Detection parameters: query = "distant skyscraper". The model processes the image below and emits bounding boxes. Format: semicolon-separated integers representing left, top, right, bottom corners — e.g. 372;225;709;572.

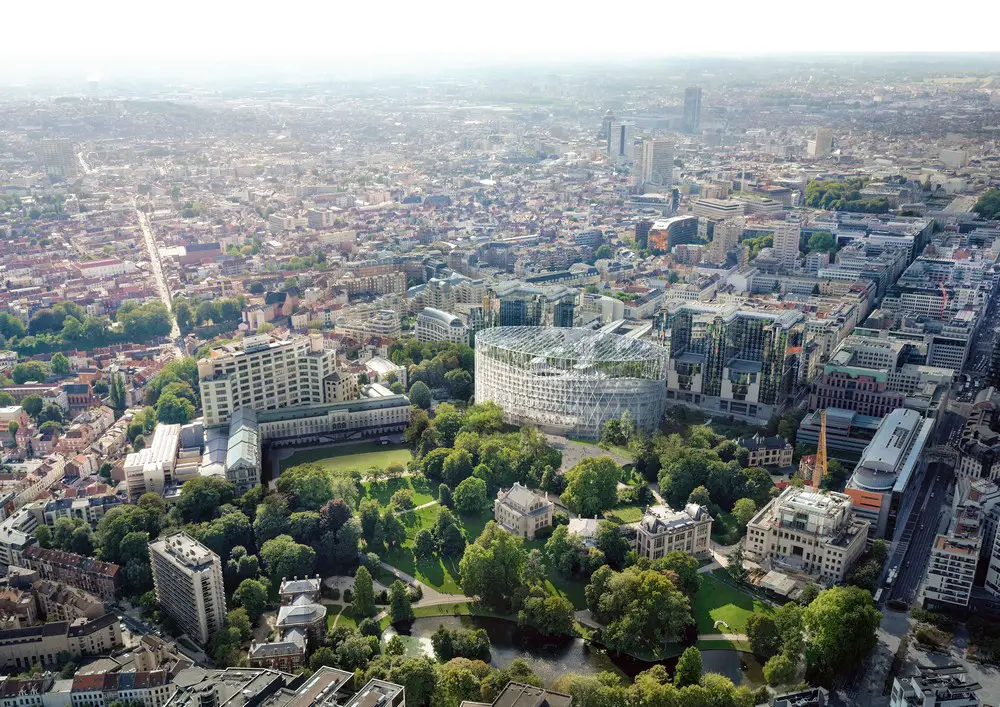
607;120;635;166
599;109;616;139
808;128;834;157
38;139;78;180
638;138;674;188
773;221;802;269
683;87;702;135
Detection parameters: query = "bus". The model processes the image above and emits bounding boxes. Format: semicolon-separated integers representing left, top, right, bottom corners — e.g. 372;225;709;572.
874;588;883;602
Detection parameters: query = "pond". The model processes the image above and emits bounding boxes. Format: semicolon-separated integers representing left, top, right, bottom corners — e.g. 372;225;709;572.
383;615;764;687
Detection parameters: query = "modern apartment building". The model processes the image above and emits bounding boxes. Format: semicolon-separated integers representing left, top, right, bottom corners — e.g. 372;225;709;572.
493;483;554;539
635;503;713;560
772;221;801;269
925;503;982;610
654;301;806;422
149;533;227;646
744;487;869;584
414;307;469;344
198;333;338;427
890;665;982;707
846;408;934;539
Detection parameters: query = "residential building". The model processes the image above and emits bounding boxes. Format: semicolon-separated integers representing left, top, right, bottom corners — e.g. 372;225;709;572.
322;371;359;404
955;406;1000;482
488;683;572;707
635;503;713;560
925;502;982;610
737;434;793;468
744;487;869;584
19;546;120;602
769;688;830;707
32;580;105;622
149;533;226;646
808;128;834;158
772;221;801;269
889;665;981;707
0;613;120;671
683;87;702;134
494;483;554;539
0;510;37;569
654;301;806;422
414;307;468;345
197;333;338;427
845;408;934;539
123;423;181;499
67;670;174;707
607;120;635;165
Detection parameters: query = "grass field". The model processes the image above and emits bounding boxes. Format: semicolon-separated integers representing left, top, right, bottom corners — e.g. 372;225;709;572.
279;442;413;473
361;476;435;508
693;574;774;635
325;604;359;631
603;504;645;524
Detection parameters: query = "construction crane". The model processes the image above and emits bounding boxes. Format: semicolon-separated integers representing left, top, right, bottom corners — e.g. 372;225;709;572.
811;409;828;489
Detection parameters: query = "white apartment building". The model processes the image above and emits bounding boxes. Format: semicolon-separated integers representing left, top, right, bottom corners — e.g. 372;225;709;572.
925;506;981;609
198;333;338;427
745;487;869;584
415;307;468;345
772;221;801;269
635;503;713;560
0;510;37;568
149;533;226;646
123;424;181;500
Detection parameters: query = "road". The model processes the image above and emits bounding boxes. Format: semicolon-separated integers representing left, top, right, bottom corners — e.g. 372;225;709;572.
136;208;182;343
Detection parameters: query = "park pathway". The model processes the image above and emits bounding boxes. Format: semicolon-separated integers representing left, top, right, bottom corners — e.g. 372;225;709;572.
698;632;749;642
396;500;437;516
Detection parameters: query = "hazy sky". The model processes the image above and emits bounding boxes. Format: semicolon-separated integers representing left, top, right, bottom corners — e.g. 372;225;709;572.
3;0;996;82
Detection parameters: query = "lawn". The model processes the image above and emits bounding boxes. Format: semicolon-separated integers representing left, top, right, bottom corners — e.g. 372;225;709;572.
379;505;465;594
279;442;413;473
603;504;645;524
325;604;359;631
693;574;774;635
361;476;435;508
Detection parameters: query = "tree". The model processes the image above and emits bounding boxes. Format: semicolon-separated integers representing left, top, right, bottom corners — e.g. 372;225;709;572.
352;566;376;618
518;592;575;636
21;394;43;418
871;539;888;564
156;392;195;424
594;244;614;260
595;521;629;569
260;535;316;582
254;495;291;542
442;449;474;487
674;646;702;687
459;522;528;611
7;420;18;442
389;580;414;624
409;381;432;409
382;509;406;549
764;653;796;686
453;477;489;514
586;565;692;654
12;361;48;384
732;498;757;528
176;476;234;523
688;485;711;507
653;551;701;599
309;646;338;671
444;369;473;401
973;188;1000;220
560;456;622;517
746;613;782;659
34;525;52;548
50;352;70;375
233;578;268;621
438;483;454;508
799;583;820;606
434;508;467;557
414;529;437;559
803;586;881;682
807;231;836;255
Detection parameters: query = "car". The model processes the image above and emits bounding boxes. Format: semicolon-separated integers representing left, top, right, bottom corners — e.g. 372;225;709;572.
931;493;935;498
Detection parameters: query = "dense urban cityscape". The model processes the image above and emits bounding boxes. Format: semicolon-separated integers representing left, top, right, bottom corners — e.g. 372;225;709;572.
1;50;1000;707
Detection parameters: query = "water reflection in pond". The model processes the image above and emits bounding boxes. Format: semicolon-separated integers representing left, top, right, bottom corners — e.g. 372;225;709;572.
383;615;764;687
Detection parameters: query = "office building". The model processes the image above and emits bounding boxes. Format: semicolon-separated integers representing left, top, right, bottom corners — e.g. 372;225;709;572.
889;665;981;707
414;307;469;345
198;333;338;427
124;423;181;499
744;487;869;584
955;406;1000;481
475;327;667;440
638;137;674;187
494;483;554;539
691;198;745;222
707;217;744;264
607;120;635;166
488;282;576;328
149;533;227;646
683;87;702;134
647;216;698;252
772;221;802;269
635;503;713;560
846;408;934;539
654;301;806;422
